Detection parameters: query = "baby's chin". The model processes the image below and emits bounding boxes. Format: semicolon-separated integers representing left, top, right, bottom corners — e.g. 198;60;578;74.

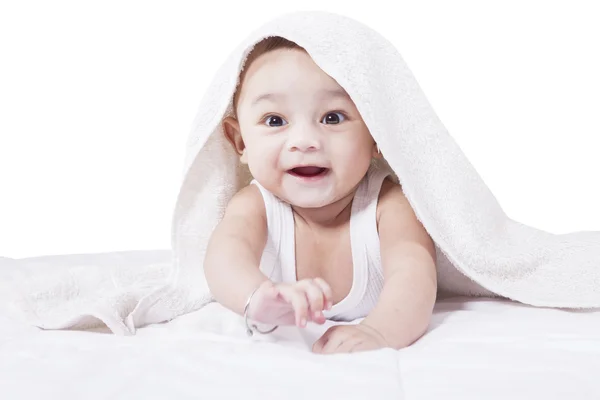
277;188;338;209
287;198;334;209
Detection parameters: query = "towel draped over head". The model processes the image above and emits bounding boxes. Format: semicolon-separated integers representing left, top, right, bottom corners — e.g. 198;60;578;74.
9;10;600;335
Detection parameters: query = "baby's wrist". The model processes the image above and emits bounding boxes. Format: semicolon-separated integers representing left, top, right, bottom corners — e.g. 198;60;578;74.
244;278;271;308
244;281;279;336
359;319;393;348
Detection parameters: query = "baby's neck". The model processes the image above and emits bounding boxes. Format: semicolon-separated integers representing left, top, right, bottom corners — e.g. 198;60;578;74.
290;187;357;230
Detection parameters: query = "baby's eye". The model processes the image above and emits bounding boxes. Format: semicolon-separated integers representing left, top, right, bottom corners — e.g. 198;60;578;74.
263;115;288;127
321;112;346;125
263;112;347;127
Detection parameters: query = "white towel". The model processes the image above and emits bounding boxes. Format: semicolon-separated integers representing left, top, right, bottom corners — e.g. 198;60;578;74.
6;10;600;335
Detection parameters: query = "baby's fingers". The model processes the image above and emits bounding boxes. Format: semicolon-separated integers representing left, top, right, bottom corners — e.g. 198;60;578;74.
313;277;334;310
278;287;310;327
297;279;326;319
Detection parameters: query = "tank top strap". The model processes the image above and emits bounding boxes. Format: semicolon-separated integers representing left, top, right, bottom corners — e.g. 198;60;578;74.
361;166;392;272
249;179;292;282
323;166;390;318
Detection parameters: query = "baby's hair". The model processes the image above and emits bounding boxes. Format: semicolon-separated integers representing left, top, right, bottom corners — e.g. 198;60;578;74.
232;36;306;119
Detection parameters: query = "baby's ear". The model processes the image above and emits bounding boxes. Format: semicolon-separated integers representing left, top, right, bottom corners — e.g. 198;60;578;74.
240;149;248;164
222;116;247;162
372;142;383;159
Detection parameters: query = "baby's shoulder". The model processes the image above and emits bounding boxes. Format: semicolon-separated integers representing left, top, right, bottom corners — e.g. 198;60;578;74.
223;183;266;220
376;177;411;221
377;177;404;202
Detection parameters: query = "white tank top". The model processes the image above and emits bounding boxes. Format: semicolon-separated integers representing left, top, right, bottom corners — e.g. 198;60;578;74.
250;166;391;322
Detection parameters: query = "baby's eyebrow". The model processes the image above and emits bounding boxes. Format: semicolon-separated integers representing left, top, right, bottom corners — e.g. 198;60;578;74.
251;88;350;107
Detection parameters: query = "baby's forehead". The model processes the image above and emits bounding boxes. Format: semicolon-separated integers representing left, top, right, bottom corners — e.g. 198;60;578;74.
235;48;355;112
245;50;341;87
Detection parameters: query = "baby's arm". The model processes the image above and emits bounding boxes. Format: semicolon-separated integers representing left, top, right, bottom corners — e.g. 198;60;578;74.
204;184;333;326
204;184;270;315
361;179;437;349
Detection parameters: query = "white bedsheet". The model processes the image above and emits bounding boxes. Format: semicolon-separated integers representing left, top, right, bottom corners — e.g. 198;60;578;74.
1;251;599;400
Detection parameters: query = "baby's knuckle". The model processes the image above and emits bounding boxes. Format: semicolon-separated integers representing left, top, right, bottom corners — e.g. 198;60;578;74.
314;276;327;285
275;282;289;291
294;292;308;304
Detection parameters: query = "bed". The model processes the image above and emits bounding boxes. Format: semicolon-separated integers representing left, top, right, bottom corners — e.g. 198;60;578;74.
1;250;599;399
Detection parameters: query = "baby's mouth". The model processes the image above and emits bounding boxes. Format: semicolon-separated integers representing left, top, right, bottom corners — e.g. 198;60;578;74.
288;166;329;178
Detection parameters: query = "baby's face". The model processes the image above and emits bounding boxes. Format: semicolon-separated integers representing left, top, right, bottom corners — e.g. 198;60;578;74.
224;48;379;208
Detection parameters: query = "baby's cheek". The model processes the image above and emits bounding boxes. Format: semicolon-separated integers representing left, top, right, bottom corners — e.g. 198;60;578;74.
246;159;265;181
247;154;277;182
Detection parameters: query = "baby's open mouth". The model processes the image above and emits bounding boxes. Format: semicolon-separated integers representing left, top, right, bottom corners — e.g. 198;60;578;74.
288;166;329;178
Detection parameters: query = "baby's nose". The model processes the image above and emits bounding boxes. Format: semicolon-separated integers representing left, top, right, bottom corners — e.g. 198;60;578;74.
286;132;321;152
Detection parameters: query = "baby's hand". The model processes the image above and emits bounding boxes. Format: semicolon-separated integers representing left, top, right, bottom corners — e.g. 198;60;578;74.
312;323;390;354
247;278;333;327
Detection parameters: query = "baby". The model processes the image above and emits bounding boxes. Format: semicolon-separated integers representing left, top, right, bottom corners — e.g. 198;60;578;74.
204;36;437;354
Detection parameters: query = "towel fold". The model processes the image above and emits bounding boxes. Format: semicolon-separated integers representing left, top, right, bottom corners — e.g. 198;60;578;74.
6;11;600;335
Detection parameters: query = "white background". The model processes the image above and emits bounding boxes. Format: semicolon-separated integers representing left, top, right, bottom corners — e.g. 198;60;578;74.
1;1;598;258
